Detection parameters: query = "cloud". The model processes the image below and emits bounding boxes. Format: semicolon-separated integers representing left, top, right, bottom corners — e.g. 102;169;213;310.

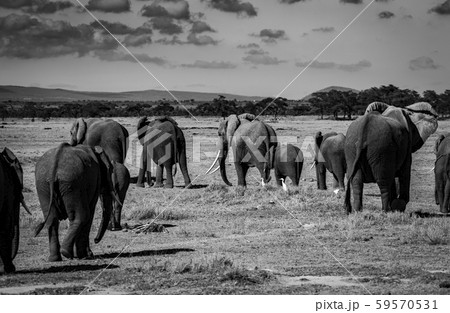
0;14;118;59
340;0;363;4
94;50;167;65
242;49;286;65
237;43;260;49
0;0;32;9
409;56;440;70
141;0;190;20
378;11;395;19
202;0;257;17
0;0;74;13
181;60;237;69
122;34;152;47
190;21;215;33
279;0;306;4
295;59;371;71
312;26;335;33
156;33;219;45
429;0;450;15
90;20;135;35
186;32;219;45
25;1;74;14
85;0;130;13
151;17;182;35
252;29;288;43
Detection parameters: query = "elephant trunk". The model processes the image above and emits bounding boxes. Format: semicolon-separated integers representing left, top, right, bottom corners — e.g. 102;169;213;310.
219;140;232;186
11;224;19;260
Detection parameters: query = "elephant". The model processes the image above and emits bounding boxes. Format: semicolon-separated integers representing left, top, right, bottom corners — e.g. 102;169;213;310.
274;144;303;187
0;147;30;273
69;118;130;231
34;143;121;261
434;133;450;213
314;131;346;191
345;102;438;213
136;116;191;188
206;113;277;187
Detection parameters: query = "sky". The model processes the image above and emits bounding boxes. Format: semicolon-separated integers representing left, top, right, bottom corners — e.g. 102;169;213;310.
0;0;449;99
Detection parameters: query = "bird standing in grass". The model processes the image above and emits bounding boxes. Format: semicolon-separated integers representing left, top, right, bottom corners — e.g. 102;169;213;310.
280;178;288;192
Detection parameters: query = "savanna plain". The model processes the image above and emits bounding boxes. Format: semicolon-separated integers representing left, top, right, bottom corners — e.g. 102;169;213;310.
0;116;449;295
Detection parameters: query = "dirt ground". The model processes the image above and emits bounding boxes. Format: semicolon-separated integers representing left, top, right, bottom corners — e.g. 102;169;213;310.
0;116;449;295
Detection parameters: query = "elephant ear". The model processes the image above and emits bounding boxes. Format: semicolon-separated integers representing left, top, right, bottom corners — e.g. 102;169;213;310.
238;113;256;122
1;147;23;188
226;115;240;145
69;118;86;145
157;116;178;126
365;102;390;114
435;134;446;154
137;117;149;146
405;102;438;145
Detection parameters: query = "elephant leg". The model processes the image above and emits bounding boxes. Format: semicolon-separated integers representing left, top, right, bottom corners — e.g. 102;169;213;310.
377;179;395;212
178;151;191;188
441;178;450;213
0;224;15;273
154;165;164;188
75;198;96;259
164;163;174;188
47;218;62;262
392;160;411;212
235;163;248;187
137;148;152;187
332;173;339;190
61;193;88;260
351;169;364;212
275;169;282;186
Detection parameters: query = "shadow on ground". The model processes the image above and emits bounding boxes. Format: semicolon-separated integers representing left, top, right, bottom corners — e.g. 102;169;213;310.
95;248;195;259
17;263;119;275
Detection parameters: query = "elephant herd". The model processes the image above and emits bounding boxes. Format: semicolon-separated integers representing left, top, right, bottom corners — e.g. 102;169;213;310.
0;101;446;274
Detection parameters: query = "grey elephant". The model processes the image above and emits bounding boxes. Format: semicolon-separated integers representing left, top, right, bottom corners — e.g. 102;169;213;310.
434;133;450;213
206;113;277;187
314;131;346;191
69;118;130;231
0;148;30;273
136;116;191;188
345;102;438;213
274;144;303;186
34;143;121;261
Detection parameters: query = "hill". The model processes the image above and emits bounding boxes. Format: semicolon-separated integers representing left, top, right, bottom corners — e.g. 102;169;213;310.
0;85;263;102
302;86;359;101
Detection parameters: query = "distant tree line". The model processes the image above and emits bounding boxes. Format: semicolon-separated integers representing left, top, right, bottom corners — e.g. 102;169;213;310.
1;84;450;121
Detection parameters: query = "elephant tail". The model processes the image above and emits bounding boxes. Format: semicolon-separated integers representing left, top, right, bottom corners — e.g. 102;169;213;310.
34;144;66;237
344;118;370;214
121;125;129;162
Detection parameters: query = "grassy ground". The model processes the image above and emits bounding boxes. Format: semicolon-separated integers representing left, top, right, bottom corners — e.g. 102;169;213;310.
0;116;449;295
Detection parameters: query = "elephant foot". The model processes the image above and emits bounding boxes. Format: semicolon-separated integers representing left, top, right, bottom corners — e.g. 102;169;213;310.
440;208;449;214
48;254;62;262
2;263;16;274
108;223;123;231
136;183;145;188
60;248;74;260
163;184;174;189
153;183;164;188
390;199;407;212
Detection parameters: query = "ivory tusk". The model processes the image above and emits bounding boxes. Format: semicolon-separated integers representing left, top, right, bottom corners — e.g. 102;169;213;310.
111;192;123;207
429;166;435;173
21;198;32;215
309;162;315;170
210;166;220;174
261;178;266;187
205;151;220;175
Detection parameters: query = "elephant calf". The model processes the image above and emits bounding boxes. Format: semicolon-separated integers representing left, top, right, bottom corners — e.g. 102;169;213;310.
314;131;346;191
34;143;120;261
434;134;450;213
0;147;30;273
274;144;303;186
